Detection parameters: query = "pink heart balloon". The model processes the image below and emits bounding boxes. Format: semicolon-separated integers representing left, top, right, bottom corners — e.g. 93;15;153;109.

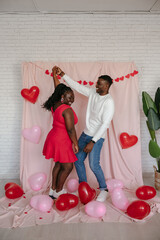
106;179;124;192
111;188;129;211
66;179;79;193
22;126;41;144
28;172;47;191
30;195;53;212
85;201;106;218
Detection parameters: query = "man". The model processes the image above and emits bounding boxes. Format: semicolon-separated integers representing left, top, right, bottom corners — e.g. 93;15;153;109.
56;66;114;202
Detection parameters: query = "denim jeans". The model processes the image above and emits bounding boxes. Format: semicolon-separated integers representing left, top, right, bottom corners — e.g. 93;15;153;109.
74;132;107;190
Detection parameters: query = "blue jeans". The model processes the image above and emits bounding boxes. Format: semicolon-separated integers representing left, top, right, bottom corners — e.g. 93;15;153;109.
74;132;107;190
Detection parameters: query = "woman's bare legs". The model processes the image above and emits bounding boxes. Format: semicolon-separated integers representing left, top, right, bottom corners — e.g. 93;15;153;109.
51;162;61;190
56;162;73;192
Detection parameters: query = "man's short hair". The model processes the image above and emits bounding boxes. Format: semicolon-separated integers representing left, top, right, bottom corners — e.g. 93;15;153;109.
99;75;113;86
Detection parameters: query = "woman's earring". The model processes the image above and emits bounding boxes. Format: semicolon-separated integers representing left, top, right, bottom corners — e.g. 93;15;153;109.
61;98;64;103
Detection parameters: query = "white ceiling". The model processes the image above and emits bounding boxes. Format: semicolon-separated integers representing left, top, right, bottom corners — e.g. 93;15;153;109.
0;0;160;13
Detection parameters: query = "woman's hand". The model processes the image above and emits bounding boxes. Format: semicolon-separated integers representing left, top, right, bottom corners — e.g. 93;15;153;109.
73;144;79;154
52;66;57;75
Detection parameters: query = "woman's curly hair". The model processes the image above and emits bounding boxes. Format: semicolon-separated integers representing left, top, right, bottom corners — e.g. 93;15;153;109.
42;83;73;111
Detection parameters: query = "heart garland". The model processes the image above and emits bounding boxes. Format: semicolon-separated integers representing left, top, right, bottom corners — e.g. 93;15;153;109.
45;69;138;85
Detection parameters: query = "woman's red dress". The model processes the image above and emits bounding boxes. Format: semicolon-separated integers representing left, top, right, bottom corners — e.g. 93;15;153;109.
43;104;78;163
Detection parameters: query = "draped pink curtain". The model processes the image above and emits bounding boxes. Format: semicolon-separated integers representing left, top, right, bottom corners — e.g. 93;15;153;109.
20;61;143;192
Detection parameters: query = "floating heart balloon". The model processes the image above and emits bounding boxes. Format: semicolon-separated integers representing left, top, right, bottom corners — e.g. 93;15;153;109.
5;182;24;199
106;179;124;192
110;188;129;211
22;126;41;144
78;182;96;204
21;86;39;104
28;172;47;191
66;179;79;193
55;193;79;211
126;200;150;220
30;195;53;212
136;185;156;200
120;132;138;149
85;201;106;218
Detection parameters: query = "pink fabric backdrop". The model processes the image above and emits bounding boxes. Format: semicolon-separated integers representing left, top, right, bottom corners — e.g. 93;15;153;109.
2;62;160;228
20;61;143;192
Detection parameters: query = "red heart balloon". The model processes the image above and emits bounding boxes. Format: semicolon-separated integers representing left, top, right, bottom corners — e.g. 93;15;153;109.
136;185;156;200
5;182;24;199
78;182;96;204
120;132;138;149
126;200;150;220
55;193;79;211
21;86;40;104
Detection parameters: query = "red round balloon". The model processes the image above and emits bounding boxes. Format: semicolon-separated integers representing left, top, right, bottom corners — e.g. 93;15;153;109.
55;193;79;211
126;200;150;220
5;182;24;199
21;86;39;104
120;132;138;149
136;185;156;200
78;182;96;204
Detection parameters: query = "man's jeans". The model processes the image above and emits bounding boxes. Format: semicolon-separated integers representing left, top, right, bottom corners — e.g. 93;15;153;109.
74;132;107;190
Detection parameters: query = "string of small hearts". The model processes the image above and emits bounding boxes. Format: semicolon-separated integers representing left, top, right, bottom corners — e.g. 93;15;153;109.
45;69;139;85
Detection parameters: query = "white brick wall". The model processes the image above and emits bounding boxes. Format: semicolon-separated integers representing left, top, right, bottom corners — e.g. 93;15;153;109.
0;13;160;178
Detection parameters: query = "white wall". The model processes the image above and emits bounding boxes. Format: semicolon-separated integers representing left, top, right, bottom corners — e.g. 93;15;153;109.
0;13;160;178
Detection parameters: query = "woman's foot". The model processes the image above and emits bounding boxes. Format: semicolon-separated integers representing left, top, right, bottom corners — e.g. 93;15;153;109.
52;189;67;199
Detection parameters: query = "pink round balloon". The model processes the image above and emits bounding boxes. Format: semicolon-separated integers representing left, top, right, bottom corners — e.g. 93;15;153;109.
85;200;106;218
22;126;41;144
111;188;129;211
66;179;79;193
30;195;53;212
28;172;47;191
106;179;124;192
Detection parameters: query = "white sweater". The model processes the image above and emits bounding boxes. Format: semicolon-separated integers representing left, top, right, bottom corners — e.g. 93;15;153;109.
63;74;115;142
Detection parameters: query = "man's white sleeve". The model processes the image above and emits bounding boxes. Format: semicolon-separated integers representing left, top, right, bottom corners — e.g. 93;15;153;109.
63;74;92;97
92;99;115;142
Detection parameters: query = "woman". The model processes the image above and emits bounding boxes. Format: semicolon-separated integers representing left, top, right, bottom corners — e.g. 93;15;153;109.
42;66;78;199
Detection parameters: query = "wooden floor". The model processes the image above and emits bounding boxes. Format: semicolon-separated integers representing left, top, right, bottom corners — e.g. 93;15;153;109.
0;176;160;240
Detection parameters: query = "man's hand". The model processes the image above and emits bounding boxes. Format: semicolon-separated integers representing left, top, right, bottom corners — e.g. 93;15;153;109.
83;141;94;153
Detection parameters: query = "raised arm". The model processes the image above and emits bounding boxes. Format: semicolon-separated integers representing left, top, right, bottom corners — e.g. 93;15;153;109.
52;66;61;88
56;66;92;97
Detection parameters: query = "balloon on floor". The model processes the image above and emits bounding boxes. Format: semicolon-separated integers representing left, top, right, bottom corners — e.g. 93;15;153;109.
85;201;106;218
5;182;24;199
28;172;47;191
30;195;54;212
55;193;79;211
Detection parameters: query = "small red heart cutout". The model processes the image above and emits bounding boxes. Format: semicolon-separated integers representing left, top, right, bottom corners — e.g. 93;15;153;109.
120;76;124;81
50;72;53;77
57;75;61;79
83;81;87;85
120;132;138;149
5;182;24;199
89;81;94;86
130;73;135;77
133;70;138;75
115;78;119;82
21;86;40;104
45;70;50;75
125;74;130;79
77;80;82;84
